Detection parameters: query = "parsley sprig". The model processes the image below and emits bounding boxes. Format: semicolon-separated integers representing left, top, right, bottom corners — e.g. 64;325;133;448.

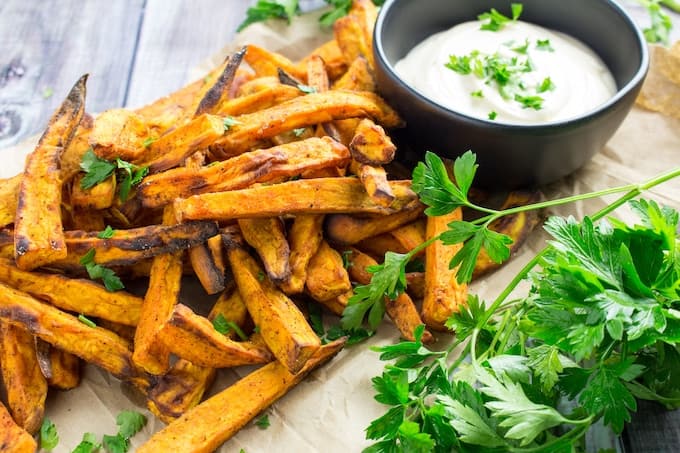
477;3;523;31
80;248;124;292
341;150;680;332
364;194;680;451
80;149;148;202
639;0;675;45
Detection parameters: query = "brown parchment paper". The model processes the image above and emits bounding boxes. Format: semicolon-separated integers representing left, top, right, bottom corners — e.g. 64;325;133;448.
1;9;679;453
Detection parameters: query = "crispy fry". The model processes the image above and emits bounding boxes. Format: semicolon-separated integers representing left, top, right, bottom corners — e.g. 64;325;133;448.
346;247;434;343
189;238;225;295
210;90;402;158
389;219;426;253
422;207;467;331
0;282;151;390
46;221;218;268
132;207;182;375
405;272;425;299
226;244;320;373
280;214;324;295
176;178;417;222
140;114;225;173
195;48;246;116
59;113;94;183
140;136;350;208
333;56;375;92
305;241;351;302
306;55;330;92
71;174;116;210
357;163;395;207
138;338;345;453
325;204;424;245
0;322;47;434
45;345;81;390
334;14;373;68
349;118;396;165
0;258;141;326
89;109;150;161
356;232;409;258
245;44;307;80
156;304;271;368
238;217;290;284
350;0;379;46
298;40;348;81
217;84;301;117
0;175;21;228
69;208;106;231
0;401;37;453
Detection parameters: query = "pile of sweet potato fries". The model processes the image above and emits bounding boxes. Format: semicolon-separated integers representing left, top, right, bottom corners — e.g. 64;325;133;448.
0;1;538;451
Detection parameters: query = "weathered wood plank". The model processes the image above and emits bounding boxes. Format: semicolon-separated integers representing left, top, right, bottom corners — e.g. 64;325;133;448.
0;0;144;149
124;0;252;109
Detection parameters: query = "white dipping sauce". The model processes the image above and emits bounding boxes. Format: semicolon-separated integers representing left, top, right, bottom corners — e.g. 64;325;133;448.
394;20;617;124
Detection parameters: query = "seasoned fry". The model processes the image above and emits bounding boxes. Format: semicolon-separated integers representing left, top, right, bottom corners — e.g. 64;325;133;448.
59;113;94;183
350;118;396;165
0;401;36;453
188;238;225;295
71;173;116;210
132;207;182;375
305;240;352;302
0;175;21;229
346;247;434;343
156;304;271;368
306;55;330;92
140;114;225;173
89;109;150;162
389;219;426;253
226;243;320;373
0;258;141;325
140;136;350;208
44;344;81;390
0;321;47;434
355;232;409;258
245;44;307;80
238;217;290;284
357;163;395;207
138;338;345;453
210;90;402;158
280;214;324;295
333;56;375;92
334;15;373;69
298;40;348;81
422;207;467;331
0;282;151;390
195;47;246;116
176;178;418;222
217;84;301;117
325;204;424;245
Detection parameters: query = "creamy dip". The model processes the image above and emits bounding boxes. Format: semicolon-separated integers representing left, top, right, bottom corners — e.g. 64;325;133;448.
394;20;617;124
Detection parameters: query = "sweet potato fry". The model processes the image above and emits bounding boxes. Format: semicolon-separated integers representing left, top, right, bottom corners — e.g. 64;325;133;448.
137;338;345;453
132;207;182;375
357;163;395;207
48;220;218;268
238;217;290;284
333;56;375;92
195;47;246;116
305;241;351;302
14;76;86;270
422;207;467;331
188;236;225;295
35;340;81;390
156;304;271;368
210;90;402;158
306;55;330;92
349;118;396;165
325;204;424;245
175;178;418;222
345;247;434;343
71;173;116;210
298;40;348;81
139;136;350;208
89;108;150;162
59;113;94;183
334;14;373;68
245;44;307;80
69;208;106;232
389;219;426;253
0;321;47;434
355;232;409;258
0;282;151;390
0;175;21;229
0;401;36;453
0;258;141;326
226;243;320;373
280;214;324;295
216;84;301;117
140;114;225;173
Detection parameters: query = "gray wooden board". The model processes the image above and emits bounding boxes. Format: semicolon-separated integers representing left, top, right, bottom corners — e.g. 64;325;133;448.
0;0;679;451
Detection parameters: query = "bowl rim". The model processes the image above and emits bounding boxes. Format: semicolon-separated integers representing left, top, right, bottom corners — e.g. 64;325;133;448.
373;0;650;130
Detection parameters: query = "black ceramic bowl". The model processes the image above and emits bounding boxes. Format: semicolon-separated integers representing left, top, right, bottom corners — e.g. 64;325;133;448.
374;0;649;188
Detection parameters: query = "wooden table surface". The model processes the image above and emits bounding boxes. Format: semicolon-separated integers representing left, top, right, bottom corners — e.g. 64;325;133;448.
1;1;679;452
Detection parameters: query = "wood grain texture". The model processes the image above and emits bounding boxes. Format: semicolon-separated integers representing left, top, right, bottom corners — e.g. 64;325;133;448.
0;0;144;149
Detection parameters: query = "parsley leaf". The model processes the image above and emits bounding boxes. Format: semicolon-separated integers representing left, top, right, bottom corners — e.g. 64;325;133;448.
40;418;59;451
255;414;270;429
212;313;249;341
412;151;474;216
579;364;637;433
536;38;555;51
515;93;544;110
293;127;306;137
80;148;116;190
488;111;497;120
97;225;115;239
78;314;97;328
641;0;673;45
297;83;317;94
470;90;484;98
80;248;125;292
102;434;128;453
115;158;148;202
223;116;241;131
72;433;101;453
238;0;298;32
478;4;523;31
538;77;556;93
116;410;147;439
319;0;353;28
